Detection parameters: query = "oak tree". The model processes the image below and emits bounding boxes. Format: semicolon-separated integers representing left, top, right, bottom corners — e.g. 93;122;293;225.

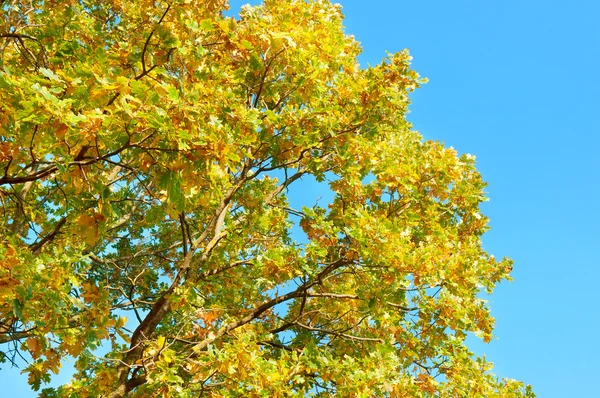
0;0;534;396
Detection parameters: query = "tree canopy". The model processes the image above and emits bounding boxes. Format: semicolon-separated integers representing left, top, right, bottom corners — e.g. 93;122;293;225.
0;0;534;396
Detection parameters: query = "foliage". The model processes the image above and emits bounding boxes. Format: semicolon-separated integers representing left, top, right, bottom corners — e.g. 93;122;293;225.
0;0;533;396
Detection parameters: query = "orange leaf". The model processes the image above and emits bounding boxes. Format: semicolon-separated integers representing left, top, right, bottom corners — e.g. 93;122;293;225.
26;337;42;360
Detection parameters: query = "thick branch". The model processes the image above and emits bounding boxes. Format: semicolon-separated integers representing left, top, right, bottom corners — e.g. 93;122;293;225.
109;164;308;395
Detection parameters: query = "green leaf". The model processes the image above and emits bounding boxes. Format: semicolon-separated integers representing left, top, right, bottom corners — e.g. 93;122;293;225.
240;39;253;50
12;299;23;318
158;170;185;211
39;68;61;81
200;19;213;31
166;85;180;102
0;73;11;89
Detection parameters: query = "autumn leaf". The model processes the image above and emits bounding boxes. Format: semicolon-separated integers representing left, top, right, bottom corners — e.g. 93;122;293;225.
26;337;42;360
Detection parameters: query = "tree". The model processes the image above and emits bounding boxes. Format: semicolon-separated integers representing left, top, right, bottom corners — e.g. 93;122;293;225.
0;0;534;396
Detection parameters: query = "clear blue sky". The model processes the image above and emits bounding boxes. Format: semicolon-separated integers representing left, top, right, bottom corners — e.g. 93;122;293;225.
3;1;599;396
336;1;599;397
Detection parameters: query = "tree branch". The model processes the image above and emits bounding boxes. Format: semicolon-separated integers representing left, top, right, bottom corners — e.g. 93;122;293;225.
29;217;67;253
137;4;172;80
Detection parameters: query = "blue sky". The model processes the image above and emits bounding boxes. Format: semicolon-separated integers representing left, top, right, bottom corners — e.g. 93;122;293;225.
336;1;599;397
3;1;599;396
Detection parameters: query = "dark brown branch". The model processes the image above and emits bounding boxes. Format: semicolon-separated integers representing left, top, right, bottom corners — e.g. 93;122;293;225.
29;125;38;163
179;213;188;257
0;165;56;185
307;293;361;300
0;324;35;344
108;374;147;398
1;156;12;179
137;4;172;79
0;33;47;68
253;48;286;108
0;33;37;40
29;217;67;253
0;134;134;186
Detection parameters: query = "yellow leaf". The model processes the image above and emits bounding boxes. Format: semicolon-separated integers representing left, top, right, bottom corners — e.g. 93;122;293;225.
81;282;100;303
